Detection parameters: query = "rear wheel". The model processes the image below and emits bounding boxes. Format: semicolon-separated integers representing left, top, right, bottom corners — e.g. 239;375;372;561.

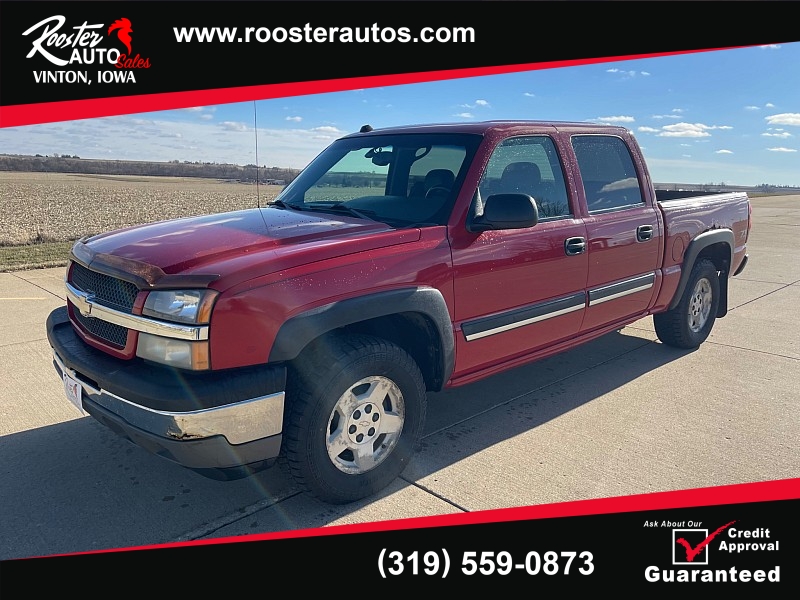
654;258;720;349
282;333;427;504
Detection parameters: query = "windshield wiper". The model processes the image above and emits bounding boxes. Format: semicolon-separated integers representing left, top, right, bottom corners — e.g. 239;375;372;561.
306;203;377;222
269;199;305;211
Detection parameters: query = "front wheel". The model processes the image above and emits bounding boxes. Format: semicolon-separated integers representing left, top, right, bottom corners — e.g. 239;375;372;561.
654;258;720;349
282;334;427;504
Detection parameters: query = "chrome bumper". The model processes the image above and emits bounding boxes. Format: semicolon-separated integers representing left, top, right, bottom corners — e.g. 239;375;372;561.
54;351;285;446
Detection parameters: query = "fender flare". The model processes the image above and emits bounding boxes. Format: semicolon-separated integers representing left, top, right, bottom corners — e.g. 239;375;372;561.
669;229;734;311
268;287;455;387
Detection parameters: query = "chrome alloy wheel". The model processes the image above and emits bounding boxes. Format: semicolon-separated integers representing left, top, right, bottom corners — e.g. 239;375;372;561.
688;277;713;333
325;376;405;475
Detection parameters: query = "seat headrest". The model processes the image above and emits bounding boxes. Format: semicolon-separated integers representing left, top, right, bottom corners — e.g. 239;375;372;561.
424;169;455;190
500;162;541;192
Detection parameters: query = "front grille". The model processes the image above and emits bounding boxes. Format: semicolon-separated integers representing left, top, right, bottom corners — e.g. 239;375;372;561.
72;309;129;348
70;261;139;313
69;261;139;348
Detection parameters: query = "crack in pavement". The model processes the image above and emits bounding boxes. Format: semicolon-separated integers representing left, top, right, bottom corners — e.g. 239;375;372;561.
705;340;799;361
174;491;304;542
400;481;471;512
10;272;66;301
727;278;800;312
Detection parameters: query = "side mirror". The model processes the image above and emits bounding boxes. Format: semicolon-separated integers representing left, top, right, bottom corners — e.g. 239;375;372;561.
468;193;539;233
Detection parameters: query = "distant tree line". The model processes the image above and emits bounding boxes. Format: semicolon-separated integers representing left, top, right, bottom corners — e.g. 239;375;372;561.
4;154;798;193
317;172;385;188
0;154;300;183
655;181;800;194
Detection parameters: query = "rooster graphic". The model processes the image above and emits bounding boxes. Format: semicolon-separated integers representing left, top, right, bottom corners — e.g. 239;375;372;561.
108;18;133;55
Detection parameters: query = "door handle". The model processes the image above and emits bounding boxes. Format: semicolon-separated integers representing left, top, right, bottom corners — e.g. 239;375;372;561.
637;225;654;242
564;236;586;256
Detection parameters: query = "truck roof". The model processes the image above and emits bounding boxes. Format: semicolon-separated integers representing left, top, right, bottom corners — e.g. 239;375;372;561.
341;120;631;138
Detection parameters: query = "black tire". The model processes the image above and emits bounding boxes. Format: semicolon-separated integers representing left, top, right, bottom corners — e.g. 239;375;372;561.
654;258;720;349
281;333;427;504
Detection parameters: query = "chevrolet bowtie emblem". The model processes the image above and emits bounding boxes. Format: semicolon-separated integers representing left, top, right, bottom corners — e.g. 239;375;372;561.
77;293;94;317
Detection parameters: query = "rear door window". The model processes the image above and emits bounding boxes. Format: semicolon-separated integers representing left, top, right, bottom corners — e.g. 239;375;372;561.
571;135;644;213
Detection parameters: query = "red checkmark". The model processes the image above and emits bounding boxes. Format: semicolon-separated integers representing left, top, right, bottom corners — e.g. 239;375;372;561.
675;520;736;562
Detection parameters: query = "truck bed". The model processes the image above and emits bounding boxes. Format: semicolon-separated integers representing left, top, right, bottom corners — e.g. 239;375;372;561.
657;191;750;248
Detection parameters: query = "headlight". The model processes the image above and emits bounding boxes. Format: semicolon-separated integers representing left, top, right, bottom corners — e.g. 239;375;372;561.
136;333;210;370
142;289;218;324
138;289;217;370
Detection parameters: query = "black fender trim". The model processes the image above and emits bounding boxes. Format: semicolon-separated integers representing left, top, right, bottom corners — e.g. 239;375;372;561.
669;229;734;311
733;253;749;276
269;287;455;386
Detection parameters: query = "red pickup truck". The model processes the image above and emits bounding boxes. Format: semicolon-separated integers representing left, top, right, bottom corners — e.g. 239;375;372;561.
46;121;751;503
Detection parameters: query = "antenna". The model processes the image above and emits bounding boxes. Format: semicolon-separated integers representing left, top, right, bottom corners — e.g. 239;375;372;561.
254;100;260;208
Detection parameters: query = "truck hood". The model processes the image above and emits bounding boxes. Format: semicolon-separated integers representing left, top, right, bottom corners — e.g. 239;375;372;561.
78;207;418;288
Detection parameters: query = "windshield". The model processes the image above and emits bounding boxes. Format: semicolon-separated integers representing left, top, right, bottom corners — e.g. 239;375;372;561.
272;133;481;227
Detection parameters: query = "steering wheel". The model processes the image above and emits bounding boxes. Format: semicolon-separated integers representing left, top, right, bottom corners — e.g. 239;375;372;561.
425;186;450;200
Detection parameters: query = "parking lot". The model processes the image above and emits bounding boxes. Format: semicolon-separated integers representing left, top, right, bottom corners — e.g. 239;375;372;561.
0;194;797;561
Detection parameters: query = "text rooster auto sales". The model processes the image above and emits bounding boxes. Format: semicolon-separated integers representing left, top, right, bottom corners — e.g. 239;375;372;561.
23;15;150;85
644;520;781;583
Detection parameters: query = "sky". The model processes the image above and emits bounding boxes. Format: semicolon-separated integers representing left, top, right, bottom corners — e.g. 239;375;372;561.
2;42;799;187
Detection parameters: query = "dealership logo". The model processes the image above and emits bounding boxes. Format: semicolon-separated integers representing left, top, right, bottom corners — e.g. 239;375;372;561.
23;15;151;85
108;18;133;54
